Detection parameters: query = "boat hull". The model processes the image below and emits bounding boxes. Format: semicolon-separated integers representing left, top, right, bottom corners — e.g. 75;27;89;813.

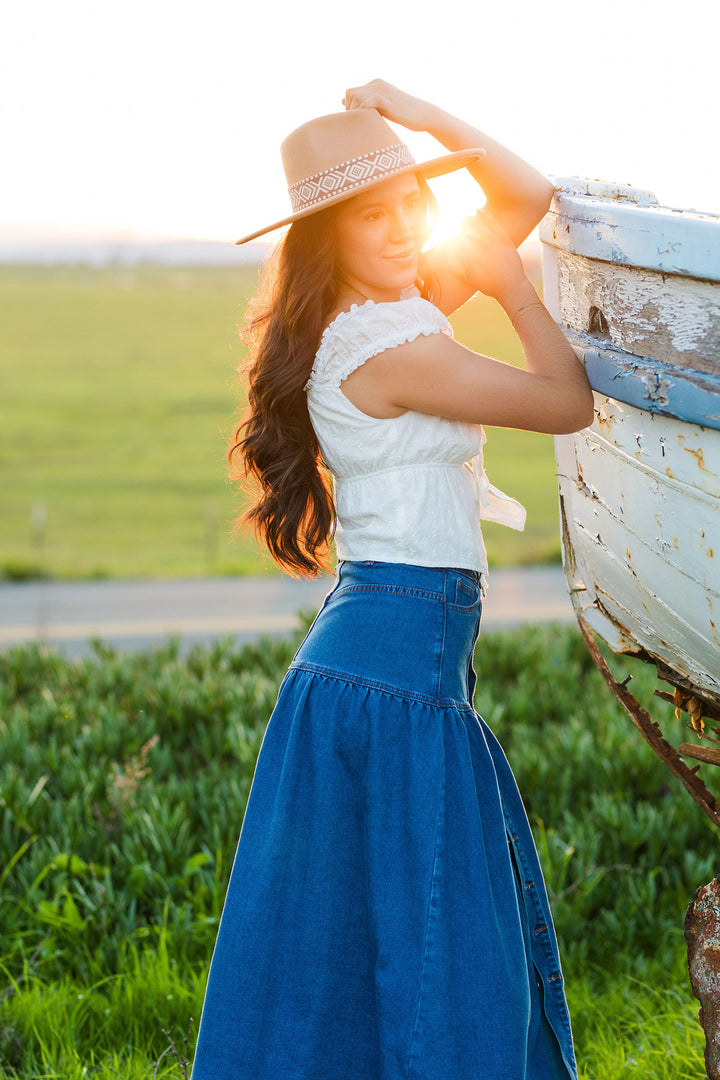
541;180;720;705
555;398;720;699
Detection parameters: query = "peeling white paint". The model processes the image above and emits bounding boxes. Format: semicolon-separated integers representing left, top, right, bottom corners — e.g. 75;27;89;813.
591;397;720;499
555;251;719;371
545;181;720;705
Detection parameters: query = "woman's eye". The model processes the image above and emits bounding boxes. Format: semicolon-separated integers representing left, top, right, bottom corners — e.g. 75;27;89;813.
366;211;383;222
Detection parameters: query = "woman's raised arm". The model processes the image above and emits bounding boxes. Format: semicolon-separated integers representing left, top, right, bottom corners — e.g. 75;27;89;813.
343;79;553;246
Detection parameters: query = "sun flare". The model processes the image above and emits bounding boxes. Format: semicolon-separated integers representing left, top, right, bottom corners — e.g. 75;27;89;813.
424;207;469;250
422;169;486;251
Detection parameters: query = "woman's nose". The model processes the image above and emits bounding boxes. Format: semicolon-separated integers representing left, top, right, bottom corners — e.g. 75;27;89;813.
389;210;414;242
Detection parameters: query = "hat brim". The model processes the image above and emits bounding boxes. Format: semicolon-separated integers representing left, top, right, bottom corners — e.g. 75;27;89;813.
234;148;486;246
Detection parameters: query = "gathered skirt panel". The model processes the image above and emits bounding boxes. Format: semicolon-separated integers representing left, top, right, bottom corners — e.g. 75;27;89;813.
191;561;577;1080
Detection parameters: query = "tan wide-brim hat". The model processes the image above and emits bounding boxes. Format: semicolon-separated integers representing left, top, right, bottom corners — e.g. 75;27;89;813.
235;109;485;245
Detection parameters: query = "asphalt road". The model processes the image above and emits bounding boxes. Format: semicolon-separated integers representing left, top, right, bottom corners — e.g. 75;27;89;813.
0;566;574;659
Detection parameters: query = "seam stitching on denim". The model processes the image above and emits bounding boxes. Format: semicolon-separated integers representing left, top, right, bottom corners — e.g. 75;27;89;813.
332;583;446;602
435;576;447;704
405;742;446;1078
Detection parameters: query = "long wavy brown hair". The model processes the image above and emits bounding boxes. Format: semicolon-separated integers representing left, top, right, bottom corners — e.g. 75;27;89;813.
230;177;438;577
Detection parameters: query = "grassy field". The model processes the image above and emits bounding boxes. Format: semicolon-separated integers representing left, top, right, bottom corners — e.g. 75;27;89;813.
0;623;713;1077
0;264;560;580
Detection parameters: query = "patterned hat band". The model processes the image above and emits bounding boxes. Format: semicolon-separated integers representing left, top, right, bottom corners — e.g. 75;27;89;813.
288;144;416;213
234;110;484;245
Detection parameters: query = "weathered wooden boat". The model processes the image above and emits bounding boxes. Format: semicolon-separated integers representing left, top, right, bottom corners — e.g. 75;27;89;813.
541;180;720;1076
541;178;719;707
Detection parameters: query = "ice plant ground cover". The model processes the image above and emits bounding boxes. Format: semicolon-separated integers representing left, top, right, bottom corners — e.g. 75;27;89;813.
0;622;713;1077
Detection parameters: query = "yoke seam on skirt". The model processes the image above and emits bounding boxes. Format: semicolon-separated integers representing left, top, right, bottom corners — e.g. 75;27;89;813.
406;743;446;1079
287;661;477;713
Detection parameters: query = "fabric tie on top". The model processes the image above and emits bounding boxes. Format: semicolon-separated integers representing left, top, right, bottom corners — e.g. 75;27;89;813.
468;429;527;531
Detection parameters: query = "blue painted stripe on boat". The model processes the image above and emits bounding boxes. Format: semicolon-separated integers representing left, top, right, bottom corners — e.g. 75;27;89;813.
566;332;720;431
540;187;720;281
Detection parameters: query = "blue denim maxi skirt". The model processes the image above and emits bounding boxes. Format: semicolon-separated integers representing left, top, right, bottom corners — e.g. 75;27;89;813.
191;561;578;1080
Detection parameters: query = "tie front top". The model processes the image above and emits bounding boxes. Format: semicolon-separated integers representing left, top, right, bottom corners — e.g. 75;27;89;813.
305;296;526;589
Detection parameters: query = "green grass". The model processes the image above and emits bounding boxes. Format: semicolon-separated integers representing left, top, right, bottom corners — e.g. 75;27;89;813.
569;959;707;1078
0;623;714;1075
0;265;261;579
1;264;560;579
1;959;706;1079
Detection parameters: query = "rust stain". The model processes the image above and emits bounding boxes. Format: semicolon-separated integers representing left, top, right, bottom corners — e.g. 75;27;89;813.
595;409;613;434
665;466;675;478
672;537;680;550
593;595;636;647
710;549;715;559
624;549;639;579
575;472;595;500
684;445;710;473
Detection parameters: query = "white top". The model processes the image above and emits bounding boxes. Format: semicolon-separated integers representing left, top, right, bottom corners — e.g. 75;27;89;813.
305;296;526;590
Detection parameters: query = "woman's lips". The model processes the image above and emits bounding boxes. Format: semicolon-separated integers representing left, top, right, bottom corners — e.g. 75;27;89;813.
385;251;415;261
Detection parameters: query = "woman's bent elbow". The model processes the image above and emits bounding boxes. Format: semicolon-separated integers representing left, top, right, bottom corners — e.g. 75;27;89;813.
580;389;596;429
539;180;555;217
558;395;595;434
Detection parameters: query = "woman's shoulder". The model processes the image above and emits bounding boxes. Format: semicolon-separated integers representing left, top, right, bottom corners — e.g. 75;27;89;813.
307;296;452;392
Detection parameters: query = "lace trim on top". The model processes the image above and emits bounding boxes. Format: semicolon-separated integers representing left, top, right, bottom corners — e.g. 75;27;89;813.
306;297;452;391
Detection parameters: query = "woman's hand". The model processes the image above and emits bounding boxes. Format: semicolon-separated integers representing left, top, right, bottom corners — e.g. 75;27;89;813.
343;79;436;132
444;210;528;306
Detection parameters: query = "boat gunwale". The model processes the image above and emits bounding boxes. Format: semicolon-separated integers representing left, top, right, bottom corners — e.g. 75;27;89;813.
541;179;720;282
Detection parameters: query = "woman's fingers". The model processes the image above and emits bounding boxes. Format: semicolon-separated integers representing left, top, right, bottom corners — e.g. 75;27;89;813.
463;210;515;251
342;80;428;130
461;213;499;250
344;82;385;111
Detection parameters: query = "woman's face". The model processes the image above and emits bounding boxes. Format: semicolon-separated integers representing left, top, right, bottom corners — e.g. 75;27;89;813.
333;173;429;302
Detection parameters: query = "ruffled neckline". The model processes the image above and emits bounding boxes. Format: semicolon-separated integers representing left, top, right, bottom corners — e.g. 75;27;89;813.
319;291;431;344
320;298;377;344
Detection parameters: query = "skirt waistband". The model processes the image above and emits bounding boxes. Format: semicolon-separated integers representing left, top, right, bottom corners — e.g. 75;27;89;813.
335;560;484;592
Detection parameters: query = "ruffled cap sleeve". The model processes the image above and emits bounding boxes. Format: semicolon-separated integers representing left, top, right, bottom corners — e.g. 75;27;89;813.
306;297;452;391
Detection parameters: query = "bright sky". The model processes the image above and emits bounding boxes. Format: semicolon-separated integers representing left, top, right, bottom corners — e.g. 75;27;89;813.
5;0;718;245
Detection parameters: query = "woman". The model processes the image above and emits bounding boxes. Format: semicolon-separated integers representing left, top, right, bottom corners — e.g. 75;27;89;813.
191;80;593;1080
